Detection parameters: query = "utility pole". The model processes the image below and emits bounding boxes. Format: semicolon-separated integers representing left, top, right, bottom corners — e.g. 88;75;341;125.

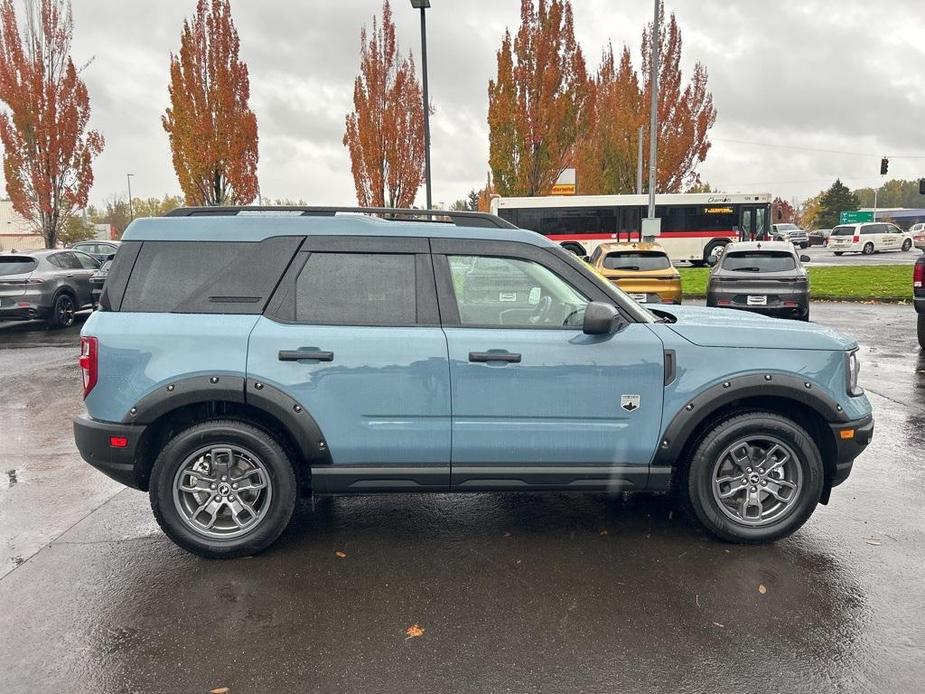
411;0;433;212
126;173;135;221
636;126;644;195
642;0;660;241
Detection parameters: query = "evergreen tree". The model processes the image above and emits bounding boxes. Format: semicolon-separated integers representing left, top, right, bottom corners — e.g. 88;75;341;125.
818;179;859;228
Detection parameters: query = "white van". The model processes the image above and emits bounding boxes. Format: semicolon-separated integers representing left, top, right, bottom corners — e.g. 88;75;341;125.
828;223;913;255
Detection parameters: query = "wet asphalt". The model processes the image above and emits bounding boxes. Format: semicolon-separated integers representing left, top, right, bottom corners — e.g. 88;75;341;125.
0;304;923;694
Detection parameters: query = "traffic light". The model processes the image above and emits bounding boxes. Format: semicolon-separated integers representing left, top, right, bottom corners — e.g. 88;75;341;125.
880;157;889;175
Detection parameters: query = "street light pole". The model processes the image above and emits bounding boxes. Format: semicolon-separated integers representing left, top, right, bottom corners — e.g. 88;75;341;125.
411;0;432;212
636;126;644;195
126;173;135;221
646;0;659;219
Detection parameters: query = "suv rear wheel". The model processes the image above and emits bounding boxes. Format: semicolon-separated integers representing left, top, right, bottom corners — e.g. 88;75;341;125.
686;411;823;543
150;420;297;558
918;314;925;350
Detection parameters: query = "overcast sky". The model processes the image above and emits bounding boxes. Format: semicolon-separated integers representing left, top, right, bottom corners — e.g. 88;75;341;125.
58;0;925;208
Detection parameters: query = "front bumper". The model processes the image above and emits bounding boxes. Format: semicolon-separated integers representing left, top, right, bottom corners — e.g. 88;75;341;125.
73;413;147;490
828;414;874;488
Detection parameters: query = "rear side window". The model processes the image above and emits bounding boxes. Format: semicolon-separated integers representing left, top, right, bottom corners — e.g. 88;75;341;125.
722;251;796;272
294;252;416;325
602;251;670;271
0;256;36;276
120;237;302;313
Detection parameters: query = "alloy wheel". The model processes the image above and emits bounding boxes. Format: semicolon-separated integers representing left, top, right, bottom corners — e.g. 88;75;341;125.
172;445;273;539
711;436;803;526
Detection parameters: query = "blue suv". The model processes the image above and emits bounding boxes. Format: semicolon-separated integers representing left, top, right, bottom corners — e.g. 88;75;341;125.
73;207;873;558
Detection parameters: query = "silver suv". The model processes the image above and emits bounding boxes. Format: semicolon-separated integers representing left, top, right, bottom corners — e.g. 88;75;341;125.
771;224;809;249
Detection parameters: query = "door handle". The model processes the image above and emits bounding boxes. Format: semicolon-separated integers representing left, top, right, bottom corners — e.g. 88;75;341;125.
469;351;521;363
279;349;334;362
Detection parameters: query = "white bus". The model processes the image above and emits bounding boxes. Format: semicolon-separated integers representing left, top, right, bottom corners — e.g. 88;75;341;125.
491;193;772;265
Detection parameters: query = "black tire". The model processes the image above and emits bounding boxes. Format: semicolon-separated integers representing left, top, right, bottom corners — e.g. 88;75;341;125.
685;411;824;543
862;242;875;255
150;419;297;558
799;243;808;249
833;251;844;256
902;239;912;252
47;291;76;329
702;240;728;266
918;313;925;350
560;243;585;257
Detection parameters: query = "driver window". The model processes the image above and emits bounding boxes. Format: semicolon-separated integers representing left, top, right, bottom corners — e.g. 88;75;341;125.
447;255;588;328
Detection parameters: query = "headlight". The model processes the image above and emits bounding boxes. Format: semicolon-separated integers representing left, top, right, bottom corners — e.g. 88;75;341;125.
847;349;863;396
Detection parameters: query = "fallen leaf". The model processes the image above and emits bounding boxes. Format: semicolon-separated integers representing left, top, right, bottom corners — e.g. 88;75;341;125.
712;622;725;628
335;551;347;558
405;624;425;639
864;540;881;546
599;529;608;536
210;688;229;694
758;584;767;594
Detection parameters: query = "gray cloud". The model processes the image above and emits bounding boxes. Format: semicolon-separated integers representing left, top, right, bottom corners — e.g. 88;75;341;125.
27;0;921;208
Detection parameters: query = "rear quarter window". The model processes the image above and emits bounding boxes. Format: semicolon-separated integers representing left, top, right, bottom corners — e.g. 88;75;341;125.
119;237;302;313
0;256;37;276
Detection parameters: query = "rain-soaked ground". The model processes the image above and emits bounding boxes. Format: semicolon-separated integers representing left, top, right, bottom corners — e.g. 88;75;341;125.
0;304;923;693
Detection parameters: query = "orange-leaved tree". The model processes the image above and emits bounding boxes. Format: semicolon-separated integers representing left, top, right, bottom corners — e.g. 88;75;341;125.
0;0;104;248
575;43;641;195
488;0;588;197
163;0;258;206
344;0;425;208
641;0;715;192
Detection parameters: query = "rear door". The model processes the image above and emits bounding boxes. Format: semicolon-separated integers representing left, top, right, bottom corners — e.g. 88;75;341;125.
247;236;451;493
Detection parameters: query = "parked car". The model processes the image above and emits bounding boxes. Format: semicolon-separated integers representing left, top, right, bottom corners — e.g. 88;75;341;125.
915;255;925;349
74;207;872;558
69;240;121;263
807;229;832;247
706;241;810;321
0;249;100;328
89;258;113;307
908;222;925;251
771;223;809;248
588;242;682;304
828;222;913;255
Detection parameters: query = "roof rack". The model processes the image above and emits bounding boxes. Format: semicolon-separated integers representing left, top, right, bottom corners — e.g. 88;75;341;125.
164;206;517;229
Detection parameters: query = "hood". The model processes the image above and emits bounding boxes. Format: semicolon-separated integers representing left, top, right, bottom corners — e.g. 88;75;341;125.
653;305;856;351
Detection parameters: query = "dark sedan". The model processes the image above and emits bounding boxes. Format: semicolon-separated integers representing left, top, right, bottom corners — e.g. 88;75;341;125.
706;241;811;321
0;249;100;328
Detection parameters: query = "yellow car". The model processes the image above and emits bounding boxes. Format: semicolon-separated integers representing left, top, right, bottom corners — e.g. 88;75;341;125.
588;242;682;304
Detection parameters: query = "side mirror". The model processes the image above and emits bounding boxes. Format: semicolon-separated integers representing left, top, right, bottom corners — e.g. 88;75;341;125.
706;255;718;267
799;254;811;263
583;301;620;335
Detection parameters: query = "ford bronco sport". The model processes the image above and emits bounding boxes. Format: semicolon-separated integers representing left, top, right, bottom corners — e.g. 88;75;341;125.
73;207;873;558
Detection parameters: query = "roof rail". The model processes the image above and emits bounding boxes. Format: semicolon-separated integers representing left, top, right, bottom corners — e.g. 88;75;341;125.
164;206;517;229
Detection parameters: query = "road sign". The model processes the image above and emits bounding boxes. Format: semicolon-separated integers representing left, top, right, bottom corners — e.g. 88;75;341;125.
839;210;874;224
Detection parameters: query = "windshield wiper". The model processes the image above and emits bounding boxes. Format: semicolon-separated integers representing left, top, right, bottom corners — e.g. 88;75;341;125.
732;267;762;272
612;265;641;271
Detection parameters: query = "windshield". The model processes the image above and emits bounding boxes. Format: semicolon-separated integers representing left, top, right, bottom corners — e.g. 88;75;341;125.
776;224;798;231
722;251;796;273
602;251;671;271
0;256;37;276
831;226;855;237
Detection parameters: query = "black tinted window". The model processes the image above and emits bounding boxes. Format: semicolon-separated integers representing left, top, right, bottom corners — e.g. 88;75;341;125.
722;251;796;272
0;256;36;276
121;237;301;313
294;253;416;325
602;251;670;271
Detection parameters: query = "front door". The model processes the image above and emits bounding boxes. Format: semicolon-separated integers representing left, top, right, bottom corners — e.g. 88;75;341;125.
432;240;665;492
247;236;451;493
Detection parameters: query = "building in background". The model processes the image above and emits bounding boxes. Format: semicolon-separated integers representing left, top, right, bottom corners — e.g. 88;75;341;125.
0;199;41;251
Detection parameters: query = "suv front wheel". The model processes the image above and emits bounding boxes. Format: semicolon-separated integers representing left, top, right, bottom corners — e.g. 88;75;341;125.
686;411;823;543
150;420;297;558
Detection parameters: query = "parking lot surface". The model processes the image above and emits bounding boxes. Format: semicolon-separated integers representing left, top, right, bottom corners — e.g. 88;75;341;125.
1;303;923;693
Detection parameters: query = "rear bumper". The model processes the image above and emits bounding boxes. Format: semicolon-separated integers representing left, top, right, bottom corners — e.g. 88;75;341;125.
707;293;809;320
0;304;50;321
73;413;146;490
829;414;874;488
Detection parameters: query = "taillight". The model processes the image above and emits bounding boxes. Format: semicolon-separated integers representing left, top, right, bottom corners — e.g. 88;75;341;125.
914;261;924;289
79;336;98;398
852;235;860;243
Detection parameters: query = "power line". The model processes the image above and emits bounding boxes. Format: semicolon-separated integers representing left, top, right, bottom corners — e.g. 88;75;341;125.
714;138;925;159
